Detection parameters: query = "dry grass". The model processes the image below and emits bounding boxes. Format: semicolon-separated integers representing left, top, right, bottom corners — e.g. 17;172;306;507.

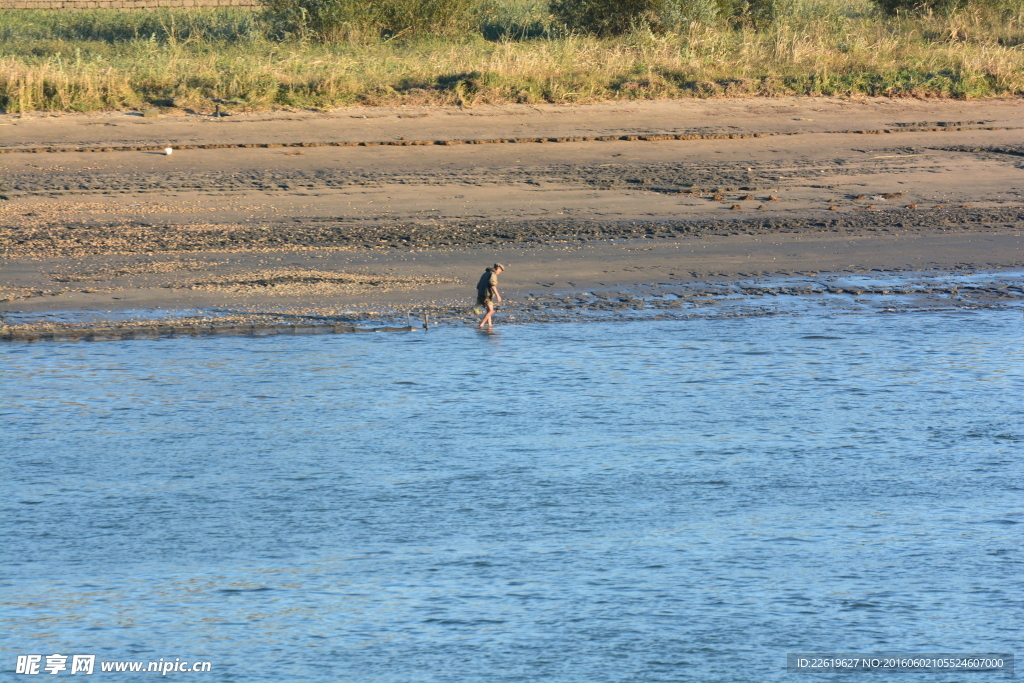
1;0;1022;113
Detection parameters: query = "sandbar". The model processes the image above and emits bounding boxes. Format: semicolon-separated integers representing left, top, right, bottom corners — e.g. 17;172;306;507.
2;97;1022;338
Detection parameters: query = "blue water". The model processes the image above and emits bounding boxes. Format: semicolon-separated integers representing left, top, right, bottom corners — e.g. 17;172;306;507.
2;311;1022;681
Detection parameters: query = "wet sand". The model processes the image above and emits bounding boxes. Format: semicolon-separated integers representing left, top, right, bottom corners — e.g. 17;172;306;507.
2;97;1022;338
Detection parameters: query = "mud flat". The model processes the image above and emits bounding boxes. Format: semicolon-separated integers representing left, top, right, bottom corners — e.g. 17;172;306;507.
2;98;1022;339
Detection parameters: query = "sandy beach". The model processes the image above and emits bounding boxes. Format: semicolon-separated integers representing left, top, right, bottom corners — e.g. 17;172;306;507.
2;97;1022;338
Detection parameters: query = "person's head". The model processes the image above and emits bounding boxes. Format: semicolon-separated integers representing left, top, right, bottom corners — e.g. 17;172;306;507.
493;263;505;274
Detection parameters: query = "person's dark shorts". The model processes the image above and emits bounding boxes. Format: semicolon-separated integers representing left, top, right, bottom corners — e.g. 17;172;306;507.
477;292;492;306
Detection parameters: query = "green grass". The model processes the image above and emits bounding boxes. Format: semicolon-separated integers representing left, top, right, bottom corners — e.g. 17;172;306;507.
1;0;1022;113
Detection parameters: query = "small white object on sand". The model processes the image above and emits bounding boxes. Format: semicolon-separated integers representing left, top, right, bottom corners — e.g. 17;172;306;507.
164;147;173;155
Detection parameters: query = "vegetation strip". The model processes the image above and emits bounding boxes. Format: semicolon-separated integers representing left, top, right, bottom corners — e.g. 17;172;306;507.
3;0;1023;113
1;125;1019;155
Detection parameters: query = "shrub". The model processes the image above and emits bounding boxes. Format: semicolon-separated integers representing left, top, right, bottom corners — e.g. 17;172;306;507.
548;0;785;35
0;8;261;44
549;0;661;35
262;0;486;42
871;0;1022;15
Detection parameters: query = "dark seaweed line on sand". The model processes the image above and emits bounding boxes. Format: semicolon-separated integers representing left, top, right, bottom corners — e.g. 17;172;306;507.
4;207;1022;257
0;126;1019;155
276;208;1024;247
0;157;896;196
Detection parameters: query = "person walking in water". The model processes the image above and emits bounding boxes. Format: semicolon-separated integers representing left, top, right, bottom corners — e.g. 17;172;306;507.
476;263;504;328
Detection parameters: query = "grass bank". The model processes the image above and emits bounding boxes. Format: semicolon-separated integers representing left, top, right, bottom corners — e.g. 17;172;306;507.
1;0;1022;113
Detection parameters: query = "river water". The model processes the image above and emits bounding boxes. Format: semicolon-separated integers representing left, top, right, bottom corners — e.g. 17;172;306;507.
2;309;1021;681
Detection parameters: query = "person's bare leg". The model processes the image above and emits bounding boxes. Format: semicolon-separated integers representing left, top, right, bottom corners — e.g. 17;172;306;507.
478;302;495;328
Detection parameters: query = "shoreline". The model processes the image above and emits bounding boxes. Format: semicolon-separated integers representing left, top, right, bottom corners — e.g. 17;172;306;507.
4;263;1022;341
